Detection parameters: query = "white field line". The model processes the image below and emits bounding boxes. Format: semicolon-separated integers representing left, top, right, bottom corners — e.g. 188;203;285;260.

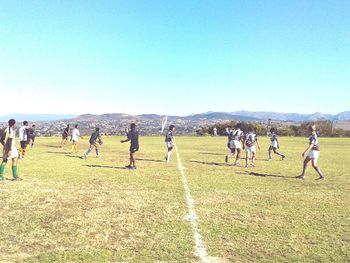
175;143;208;260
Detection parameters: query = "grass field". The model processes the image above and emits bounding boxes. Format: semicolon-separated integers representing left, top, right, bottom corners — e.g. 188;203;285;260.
0;136;349;262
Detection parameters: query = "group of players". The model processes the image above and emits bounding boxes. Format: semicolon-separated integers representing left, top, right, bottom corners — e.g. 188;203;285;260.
0;119;324;181
223;123;324;180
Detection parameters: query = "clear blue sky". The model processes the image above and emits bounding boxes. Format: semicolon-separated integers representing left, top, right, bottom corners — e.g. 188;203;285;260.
0;0;349;115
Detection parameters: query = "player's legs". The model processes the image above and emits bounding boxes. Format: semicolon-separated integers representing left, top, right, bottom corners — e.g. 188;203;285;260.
312;158;324;180
0;158;7;180
11;158;20;180
268;146;273;160
95;144;99;157
166;148;173;163
251;150;256;166
296;156;311;179
129;151;136;168
225;148;235;164
273;148;286;160
245;149;250;167
234;148;241;166
84;144;93;158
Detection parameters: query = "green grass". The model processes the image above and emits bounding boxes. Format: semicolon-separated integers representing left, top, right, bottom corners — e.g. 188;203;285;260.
0;136;349;262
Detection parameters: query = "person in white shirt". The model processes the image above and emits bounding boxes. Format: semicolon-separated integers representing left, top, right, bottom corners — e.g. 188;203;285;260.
296;125;325;180
0;119;21;181
244;128;260;167
71;124;81;153
19;121;29;159
268;128;286;161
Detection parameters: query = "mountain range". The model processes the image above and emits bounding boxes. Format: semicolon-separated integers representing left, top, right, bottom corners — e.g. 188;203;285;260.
0;111;350;123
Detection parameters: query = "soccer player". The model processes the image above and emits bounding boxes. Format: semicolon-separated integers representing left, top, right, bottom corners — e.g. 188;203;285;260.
296;125;325;180
61;124;70;146
0;119;21;181
19;121;30;159
225;123;245;166
232;123;245;166
165;125;175;163
121;123;139;169
245;128;260;167
83;128;103;159
28;124;36;148
71;124;81;153
225;127;235;164
268;128;286;161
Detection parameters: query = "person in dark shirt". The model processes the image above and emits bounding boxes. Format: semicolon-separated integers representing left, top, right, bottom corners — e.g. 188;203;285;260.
61;124;70;146
121;123;139;169
83;128;103;159
28;124;36;148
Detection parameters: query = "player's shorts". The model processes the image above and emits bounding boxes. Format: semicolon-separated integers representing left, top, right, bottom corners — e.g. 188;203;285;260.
308;150;320;160
130;146;139;153
20;141;28;149
246;145;256;153
2;147;19;161
72;140;78;143
62;134;68;140
233;140;242;149
166;141;173;151
270;141;278;148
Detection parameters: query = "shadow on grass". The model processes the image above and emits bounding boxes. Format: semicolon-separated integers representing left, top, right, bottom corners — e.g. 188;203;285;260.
237;171;295;179
45;145;63;149
198;152;225;156
83;164;127;170
66;155;83;159
136;158;164;163
190;160;227;166
46;151;71;155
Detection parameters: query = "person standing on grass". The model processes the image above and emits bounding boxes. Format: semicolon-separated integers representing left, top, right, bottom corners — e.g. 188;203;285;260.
244;128;260;167
28;124;36;148
268;128;286;161
213;127;218;136
296;125;325;180
19;121;30;159
224;127;235;164
83;128;103;159
165;125;175;163
121;123;139;170
61;124;70;146
70;124;81;153
0;119;21;181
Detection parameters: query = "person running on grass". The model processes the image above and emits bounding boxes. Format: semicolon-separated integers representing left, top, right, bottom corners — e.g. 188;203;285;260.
225;123;245;166
165;125;175;163
19;121;30;159
268;128;286;161
296;125;325;180
61;124;70;146
121;123;139;170
0;119;21;181
244;128;260;167
70;124;81;153
83;128;103;159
